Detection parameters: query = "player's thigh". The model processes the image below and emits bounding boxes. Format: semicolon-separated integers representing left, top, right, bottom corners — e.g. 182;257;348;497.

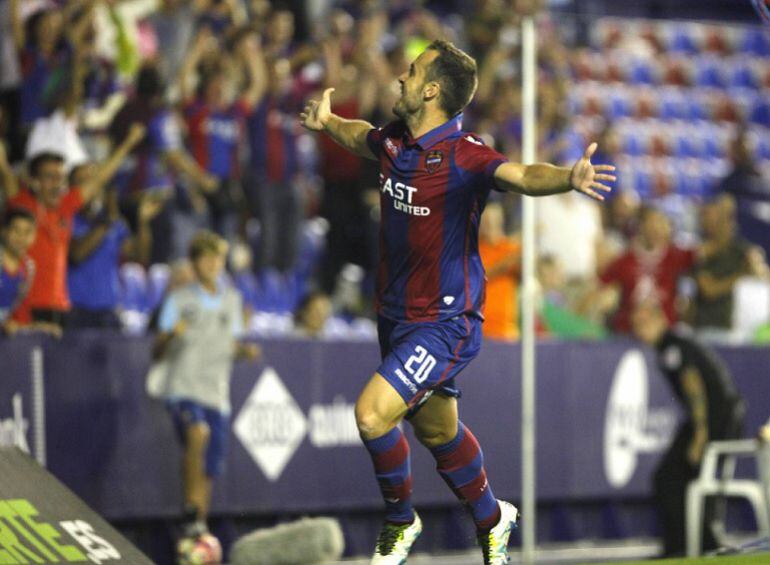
410;393;459;448
355;372;410;436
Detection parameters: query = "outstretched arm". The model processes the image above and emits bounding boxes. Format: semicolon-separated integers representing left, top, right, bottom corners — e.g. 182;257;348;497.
494;143;616;201
300;88;376;160
79;123;146;203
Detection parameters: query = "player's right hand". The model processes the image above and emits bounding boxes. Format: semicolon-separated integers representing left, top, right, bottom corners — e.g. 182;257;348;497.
300;88;334;131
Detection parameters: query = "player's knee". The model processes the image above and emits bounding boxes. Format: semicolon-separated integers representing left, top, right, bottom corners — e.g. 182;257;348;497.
355;403;389;440
414;424;455;448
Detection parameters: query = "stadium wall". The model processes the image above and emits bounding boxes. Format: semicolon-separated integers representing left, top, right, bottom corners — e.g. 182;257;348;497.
0;334;768;556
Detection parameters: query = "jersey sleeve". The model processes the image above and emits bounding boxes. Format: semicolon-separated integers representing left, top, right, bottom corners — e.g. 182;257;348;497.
366;121;401;159
158;294;180;333
61;188;85;217
454;135;508;192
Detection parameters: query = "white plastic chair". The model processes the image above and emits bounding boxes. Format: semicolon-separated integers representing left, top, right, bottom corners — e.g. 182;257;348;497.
685;439;770;557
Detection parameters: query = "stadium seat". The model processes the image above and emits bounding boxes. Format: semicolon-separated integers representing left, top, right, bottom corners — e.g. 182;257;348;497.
119;263;148;312
750;97;770;127
673;129;703;158
623;131;647;156
659;88;689;120
255;268;294;313
628;58;657;85
668;24;700;54
738;28;770;56
754;131;770;160
606;87;633;119
728;60;759;89
694;57;726;88
146;264;170;312
687;93;711;121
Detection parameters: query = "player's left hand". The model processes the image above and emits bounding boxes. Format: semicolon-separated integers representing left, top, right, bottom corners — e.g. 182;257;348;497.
570;142;616;202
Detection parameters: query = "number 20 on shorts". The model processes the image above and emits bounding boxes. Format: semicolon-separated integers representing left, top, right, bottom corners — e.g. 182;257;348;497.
404;345;437;384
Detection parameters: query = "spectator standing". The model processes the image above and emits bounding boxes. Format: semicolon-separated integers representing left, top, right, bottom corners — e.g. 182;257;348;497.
0;207;35;335
317;36;380;292
1;123;146;328
479;201;520;340
109;64;217;262
600;207;695;334
719;130;770;259
537;190;603;282
245;56;304;272
152;230;259;538
693;195;769;331
179;28;266;240
68;188;162;329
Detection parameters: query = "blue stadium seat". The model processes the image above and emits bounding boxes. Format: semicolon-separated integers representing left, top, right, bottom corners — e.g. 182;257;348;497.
256;268;293;313
296;219;327;277
702;133;726;159
146;264;170;312
694;58;725;88
632;166;653;198
755;133;770;160
738;28;770;56
673;131;703;158
119;263;148;313
728;62;759;89
624;131;647;156
606;89;633;119
669;25;699;54
750;97;770;127
628;59;657;85
687;96;711;121
659;89;688;120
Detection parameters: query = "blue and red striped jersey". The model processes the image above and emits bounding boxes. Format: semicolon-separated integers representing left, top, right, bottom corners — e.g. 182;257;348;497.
366;114;508;323
247;96;300;184
184;99;250;181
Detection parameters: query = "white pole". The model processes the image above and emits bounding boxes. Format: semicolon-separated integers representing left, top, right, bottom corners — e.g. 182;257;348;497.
520;15;538;565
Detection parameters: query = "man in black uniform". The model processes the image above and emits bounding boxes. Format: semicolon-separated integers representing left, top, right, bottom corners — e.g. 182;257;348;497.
631;301;746;557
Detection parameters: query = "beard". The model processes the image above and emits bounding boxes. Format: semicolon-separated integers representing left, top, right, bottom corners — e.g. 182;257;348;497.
393;92;422;121
393;95;407;119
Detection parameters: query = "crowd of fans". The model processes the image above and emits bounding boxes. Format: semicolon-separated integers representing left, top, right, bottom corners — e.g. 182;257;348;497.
0;0;769;343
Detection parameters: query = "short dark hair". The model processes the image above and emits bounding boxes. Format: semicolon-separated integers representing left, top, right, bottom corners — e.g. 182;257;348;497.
28;152;65;178
424;40;478;117
3;207;36;228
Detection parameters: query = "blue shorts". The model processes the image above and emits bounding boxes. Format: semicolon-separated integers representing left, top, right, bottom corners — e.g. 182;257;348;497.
167;399;229;478
377;314;482;415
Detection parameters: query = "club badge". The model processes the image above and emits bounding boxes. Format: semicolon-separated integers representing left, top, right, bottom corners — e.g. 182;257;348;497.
425;150;444;173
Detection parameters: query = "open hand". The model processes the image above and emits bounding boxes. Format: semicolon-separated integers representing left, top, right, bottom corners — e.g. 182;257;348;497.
570;143;616;202
300;88;334;131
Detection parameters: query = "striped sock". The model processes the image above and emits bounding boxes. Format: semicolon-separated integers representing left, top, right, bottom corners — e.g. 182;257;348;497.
430;421;501;532
363;427;415;524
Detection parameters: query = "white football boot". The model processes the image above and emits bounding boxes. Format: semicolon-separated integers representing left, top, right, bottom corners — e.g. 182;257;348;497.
477;500;519;565
371;512;423;564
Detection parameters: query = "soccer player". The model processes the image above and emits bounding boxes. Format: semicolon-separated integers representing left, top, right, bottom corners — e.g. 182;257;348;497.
300;39;615;564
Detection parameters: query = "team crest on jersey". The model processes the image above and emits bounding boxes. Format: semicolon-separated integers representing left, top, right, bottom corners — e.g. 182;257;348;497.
384;138;398;157
425;150;444;173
